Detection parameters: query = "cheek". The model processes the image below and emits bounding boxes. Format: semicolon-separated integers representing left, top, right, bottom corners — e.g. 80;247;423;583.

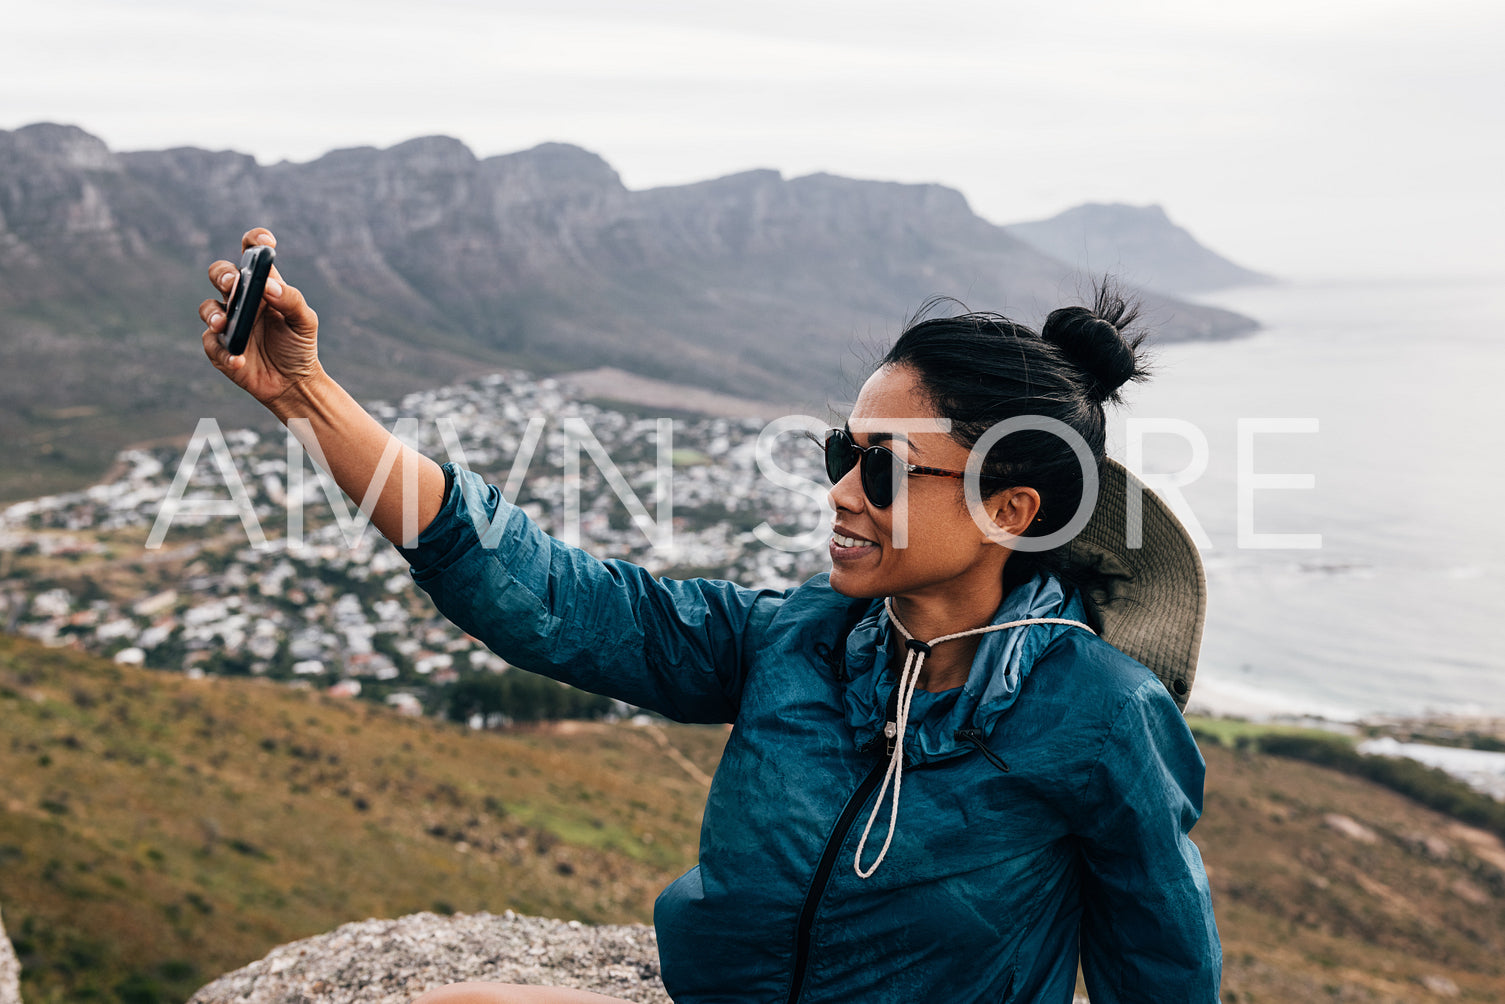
873;501;902;546
885;492;983;555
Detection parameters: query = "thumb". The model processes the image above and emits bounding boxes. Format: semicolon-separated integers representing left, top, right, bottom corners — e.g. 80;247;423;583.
261;270;318;336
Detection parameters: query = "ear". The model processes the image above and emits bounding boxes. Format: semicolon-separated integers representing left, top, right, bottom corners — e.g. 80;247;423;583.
987;487;1042;538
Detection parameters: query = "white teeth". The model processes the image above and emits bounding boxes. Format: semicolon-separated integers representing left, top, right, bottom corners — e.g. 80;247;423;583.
833;533;874;548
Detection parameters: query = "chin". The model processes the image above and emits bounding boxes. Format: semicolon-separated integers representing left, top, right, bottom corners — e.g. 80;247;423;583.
827;567;886;600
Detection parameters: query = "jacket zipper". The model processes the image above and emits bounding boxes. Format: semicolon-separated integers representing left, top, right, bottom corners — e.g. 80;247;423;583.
785;754;887;1004
785;685;901;1004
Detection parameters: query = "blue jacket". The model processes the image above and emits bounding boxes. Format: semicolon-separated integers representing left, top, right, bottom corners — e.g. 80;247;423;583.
400;466;1221;1003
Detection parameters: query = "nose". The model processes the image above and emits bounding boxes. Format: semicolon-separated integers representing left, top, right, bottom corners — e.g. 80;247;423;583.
827;464;867;515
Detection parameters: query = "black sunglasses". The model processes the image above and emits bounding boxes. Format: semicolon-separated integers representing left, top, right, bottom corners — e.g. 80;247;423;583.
822;427;981;509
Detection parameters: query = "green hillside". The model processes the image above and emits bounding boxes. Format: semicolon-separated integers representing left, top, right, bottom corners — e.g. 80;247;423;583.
0;634;723;1003
3;634;1503;1003
1193;733;1505;1002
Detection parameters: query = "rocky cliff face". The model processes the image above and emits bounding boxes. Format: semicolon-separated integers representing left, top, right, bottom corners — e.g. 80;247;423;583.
0;123;1262;500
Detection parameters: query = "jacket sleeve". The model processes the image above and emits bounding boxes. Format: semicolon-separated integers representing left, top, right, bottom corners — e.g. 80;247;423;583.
396;464;784;723
1075;678;1223;1003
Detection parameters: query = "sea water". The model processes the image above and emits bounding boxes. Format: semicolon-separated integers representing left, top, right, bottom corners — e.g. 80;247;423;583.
1356;737;1505;800
1103;275;1505;720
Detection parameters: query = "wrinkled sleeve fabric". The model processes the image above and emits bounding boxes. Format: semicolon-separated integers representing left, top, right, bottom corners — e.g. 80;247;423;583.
396;464;783;724
1075;678;1222;1003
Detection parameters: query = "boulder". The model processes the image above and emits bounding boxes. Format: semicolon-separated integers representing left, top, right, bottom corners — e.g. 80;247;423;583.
189;911;669;1004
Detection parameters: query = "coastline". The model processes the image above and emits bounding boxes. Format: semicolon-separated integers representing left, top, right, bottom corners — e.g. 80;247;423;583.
1187;706;1505;804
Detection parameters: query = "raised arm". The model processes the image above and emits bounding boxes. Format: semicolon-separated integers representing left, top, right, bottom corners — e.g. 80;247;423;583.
198;228;785;720
197;227;445;545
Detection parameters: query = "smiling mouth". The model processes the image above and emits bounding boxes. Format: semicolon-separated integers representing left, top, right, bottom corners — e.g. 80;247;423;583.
832;532;876;549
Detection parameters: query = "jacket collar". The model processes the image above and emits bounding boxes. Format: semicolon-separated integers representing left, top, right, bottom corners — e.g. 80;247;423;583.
840;572;1086;764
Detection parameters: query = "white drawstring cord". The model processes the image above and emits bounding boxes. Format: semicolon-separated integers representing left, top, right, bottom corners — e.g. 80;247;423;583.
852;598;1095;879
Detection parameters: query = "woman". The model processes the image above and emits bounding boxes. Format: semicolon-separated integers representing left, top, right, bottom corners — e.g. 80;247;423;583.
198;228;1220;1003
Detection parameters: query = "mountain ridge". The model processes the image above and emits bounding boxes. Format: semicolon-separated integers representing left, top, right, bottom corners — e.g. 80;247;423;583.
0;123;1262;503
1005;201;1274;294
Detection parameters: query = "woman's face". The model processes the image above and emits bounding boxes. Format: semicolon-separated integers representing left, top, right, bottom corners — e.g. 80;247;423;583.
826;364;1036;603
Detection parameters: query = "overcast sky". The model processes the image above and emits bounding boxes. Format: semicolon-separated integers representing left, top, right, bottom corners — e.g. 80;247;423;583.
3;0;1501;281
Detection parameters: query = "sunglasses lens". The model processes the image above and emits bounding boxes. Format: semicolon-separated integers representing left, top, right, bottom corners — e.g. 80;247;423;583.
824;430;900;508
824;430;858;484
861;447;898;508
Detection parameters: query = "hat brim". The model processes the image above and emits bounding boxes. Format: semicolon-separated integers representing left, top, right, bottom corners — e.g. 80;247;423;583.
1062;458;1207;712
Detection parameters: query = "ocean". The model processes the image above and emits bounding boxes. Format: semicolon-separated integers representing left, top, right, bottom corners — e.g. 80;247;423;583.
1105;275;1505;720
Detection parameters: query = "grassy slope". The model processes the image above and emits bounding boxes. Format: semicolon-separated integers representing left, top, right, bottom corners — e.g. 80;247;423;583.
2;636;1503;1003
1194;727;1505;1002
0;634;724;1003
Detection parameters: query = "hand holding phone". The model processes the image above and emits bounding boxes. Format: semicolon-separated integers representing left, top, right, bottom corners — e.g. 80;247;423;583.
219;244;276;356
200;229;328;410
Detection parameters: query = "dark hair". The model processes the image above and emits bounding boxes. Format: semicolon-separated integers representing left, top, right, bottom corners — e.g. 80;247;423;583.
879;280;1150;588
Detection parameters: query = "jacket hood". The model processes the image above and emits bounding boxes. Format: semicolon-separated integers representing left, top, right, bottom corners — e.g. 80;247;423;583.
841;572;1088;764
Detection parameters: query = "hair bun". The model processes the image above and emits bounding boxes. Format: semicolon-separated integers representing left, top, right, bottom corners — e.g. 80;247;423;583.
1040;284;1149;404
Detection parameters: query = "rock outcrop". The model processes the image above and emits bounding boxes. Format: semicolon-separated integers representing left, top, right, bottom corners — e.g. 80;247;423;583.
0;905;21;1004
188;911;670;1004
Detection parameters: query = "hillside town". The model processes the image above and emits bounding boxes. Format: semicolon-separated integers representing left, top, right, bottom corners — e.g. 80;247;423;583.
0;370;832;720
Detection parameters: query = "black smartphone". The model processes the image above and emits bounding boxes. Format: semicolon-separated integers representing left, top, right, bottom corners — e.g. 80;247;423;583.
219;245;276;356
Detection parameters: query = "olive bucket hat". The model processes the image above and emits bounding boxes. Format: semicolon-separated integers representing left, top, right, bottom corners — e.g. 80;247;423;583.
1062;457;1207;712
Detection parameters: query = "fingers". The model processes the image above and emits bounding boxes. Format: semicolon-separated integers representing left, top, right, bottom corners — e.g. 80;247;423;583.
200;327;244;372
245;228;286;293
206;227;312;329
205;256;272;298
202;228;315;372
198;297;226;331
241;227;276;251
208;228;276;290
207;258;236;296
